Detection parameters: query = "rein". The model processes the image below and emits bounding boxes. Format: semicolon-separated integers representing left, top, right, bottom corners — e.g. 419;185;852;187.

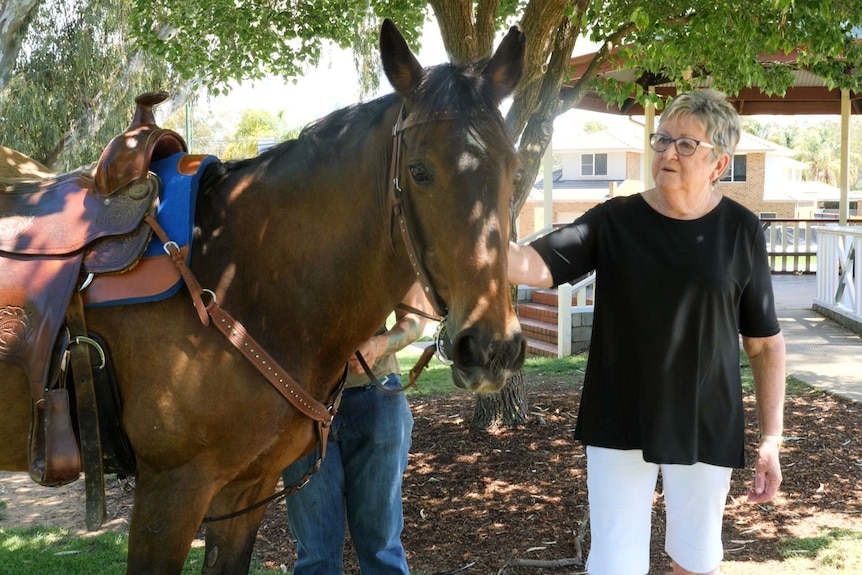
355;306;453;396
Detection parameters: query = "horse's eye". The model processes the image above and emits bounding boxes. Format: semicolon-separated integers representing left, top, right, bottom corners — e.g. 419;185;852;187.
408;163;431;185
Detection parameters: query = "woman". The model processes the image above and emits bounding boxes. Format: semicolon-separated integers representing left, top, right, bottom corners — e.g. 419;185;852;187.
509;89;785;575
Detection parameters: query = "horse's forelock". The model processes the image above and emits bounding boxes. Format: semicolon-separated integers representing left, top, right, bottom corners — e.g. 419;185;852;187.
413;63;515;159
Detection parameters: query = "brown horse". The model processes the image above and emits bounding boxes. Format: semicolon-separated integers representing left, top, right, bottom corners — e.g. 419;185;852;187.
0;19;526;574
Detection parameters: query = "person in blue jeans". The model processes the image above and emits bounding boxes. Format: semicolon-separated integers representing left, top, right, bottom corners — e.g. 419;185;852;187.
282;281;429;574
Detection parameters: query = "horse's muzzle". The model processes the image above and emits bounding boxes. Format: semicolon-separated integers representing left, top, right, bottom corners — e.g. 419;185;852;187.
448;327;527;392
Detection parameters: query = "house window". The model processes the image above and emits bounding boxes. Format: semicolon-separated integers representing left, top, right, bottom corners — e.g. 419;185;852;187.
720;155;747;182
581;153;607;176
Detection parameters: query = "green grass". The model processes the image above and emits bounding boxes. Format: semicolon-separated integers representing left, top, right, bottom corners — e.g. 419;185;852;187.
768;254;817;273
0;526;275;574
780;529;862;572
0;527;132;575
398;347;588;397
405;347;804;399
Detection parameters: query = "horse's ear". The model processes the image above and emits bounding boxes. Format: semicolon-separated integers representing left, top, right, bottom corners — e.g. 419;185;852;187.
482;25;525;103
380;18;425;97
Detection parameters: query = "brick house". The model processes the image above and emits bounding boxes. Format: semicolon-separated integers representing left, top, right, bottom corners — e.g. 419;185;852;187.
517;116;857;238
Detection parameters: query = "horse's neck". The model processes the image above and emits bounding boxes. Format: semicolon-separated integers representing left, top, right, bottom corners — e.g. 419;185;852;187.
195;127;413;384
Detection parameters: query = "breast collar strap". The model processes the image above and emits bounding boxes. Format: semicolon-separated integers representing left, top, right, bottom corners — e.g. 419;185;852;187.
388;102;452;319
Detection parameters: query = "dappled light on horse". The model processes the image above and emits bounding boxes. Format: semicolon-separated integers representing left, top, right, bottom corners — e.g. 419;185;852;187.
0;18;525;575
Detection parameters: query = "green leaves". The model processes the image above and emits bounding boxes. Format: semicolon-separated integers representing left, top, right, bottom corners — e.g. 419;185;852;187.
1;0;184;170
578;0;862;111
130;0;428;94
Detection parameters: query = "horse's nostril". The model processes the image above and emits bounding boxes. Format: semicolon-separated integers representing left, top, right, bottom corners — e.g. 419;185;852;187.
512;332;527;369
452;330;487;370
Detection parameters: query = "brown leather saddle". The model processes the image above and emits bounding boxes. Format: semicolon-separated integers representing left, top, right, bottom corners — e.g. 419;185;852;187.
0;91;186;529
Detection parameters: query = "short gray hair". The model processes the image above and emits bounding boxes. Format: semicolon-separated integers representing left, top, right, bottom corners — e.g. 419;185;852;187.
659;89;741;158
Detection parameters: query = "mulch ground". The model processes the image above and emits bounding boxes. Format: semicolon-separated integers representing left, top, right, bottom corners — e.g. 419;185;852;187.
3;372;858;574
252;376;862;574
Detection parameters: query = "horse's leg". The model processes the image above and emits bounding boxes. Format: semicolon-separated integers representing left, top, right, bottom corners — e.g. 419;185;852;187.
200;475;282;574
126;463;218;575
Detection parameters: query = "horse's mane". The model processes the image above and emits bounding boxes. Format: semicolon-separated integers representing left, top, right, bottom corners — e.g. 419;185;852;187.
211;59;515;181
214;95;396;176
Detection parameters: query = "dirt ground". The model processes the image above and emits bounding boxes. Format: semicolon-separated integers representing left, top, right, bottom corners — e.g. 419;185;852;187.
2;376;861;574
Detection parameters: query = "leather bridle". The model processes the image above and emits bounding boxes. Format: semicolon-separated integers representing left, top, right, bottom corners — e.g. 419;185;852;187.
351;103;465;395
388;103;452;320
143;215;342;522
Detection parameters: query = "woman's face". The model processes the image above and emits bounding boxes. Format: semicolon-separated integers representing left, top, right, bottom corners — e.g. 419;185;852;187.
651;115;728;196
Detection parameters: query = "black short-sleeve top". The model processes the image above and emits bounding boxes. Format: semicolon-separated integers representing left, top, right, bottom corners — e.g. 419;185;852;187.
530;194;781;468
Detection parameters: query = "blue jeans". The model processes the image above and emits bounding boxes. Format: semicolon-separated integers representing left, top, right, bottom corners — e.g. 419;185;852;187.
282;375;413;574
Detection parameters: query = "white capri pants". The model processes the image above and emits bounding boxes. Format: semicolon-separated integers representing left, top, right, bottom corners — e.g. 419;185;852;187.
585;446;733;575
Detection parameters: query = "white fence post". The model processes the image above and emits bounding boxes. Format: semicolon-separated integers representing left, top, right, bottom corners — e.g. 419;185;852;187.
557;283;572;358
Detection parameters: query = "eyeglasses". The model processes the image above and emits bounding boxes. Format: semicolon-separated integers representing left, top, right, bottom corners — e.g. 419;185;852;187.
649;133;715;157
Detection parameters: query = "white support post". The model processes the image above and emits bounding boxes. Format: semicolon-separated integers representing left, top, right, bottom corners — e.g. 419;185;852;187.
839;89;850;226
557;283;572;358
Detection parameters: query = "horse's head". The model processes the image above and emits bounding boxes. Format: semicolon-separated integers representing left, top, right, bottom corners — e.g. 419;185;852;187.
379;19;526;392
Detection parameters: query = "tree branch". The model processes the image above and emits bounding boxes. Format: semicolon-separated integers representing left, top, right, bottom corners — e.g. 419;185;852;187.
497;557;584;574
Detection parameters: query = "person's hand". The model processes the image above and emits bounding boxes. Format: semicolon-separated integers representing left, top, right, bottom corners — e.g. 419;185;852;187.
747;438;782;503
348;336;385;375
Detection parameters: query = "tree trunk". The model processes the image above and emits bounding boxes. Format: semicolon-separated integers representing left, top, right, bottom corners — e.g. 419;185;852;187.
0;0;42;89
430;0;591;430
471;369;528;429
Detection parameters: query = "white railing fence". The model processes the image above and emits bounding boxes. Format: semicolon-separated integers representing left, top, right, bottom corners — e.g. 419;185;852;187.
813;225;862;327
517;226;595;357
761;218;821;274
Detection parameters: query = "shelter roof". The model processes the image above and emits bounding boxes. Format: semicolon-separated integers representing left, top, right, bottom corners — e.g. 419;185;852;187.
564;49;862;116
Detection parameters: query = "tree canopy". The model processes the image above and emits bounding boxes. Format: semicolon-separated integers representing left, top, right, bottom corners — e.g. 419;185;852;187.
4;0;861;175
130;0;428;96
0;0;185;169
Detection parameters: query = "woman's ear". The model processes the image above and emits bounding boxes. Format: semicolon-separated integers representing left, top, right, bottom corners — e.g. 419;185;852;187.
711;153;731;183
